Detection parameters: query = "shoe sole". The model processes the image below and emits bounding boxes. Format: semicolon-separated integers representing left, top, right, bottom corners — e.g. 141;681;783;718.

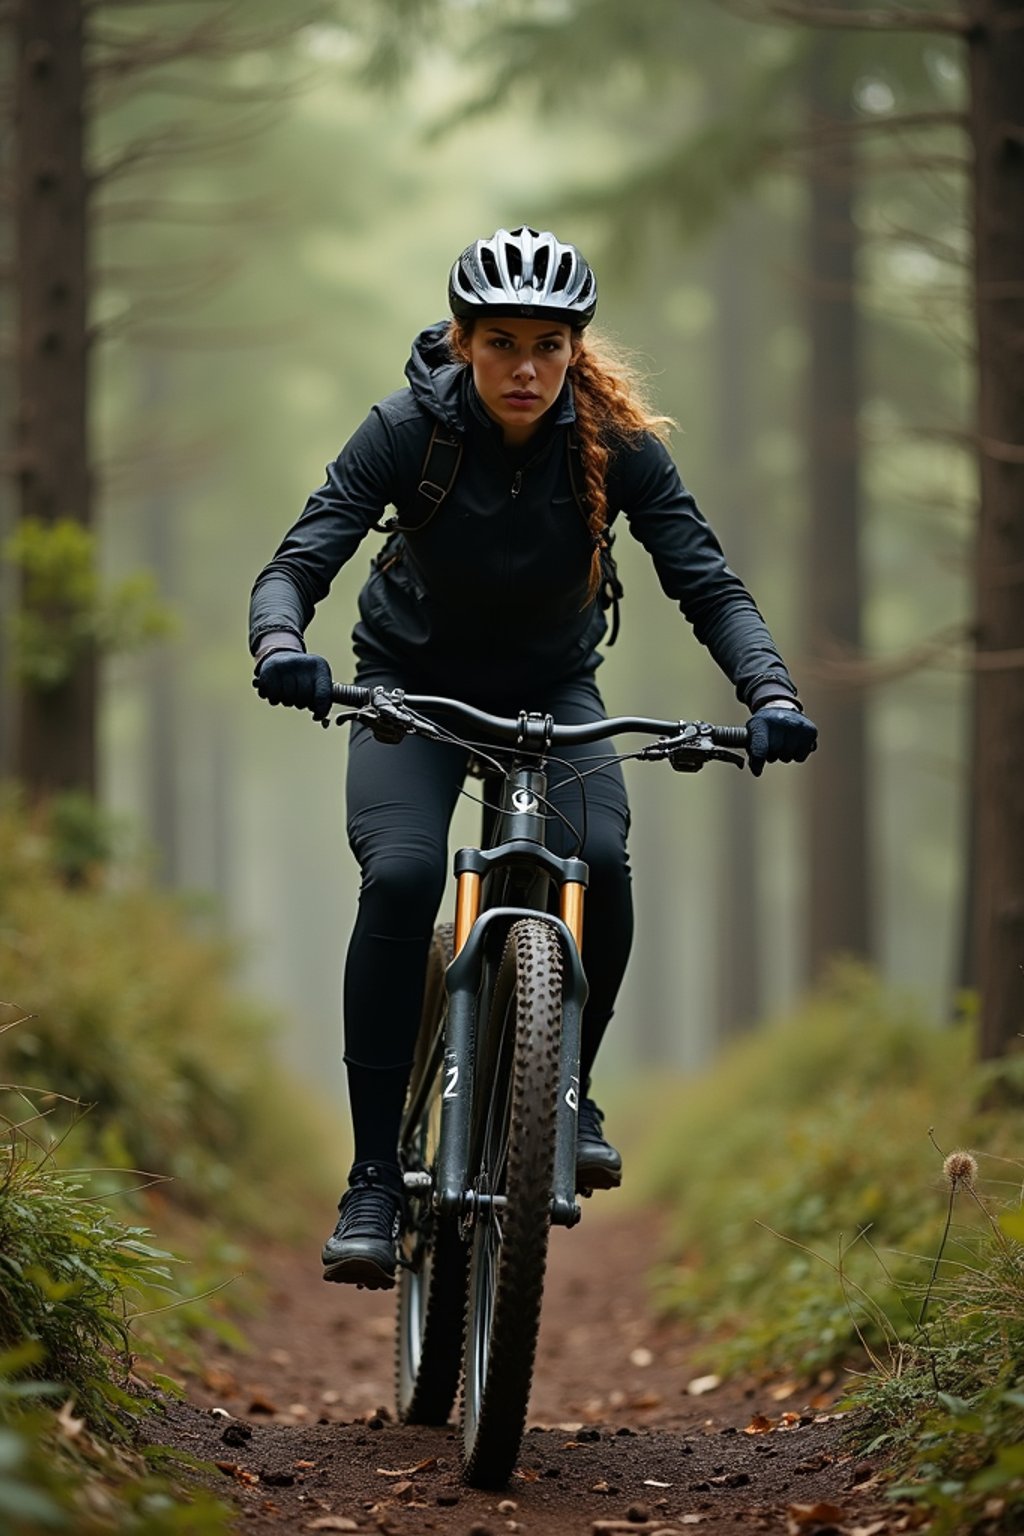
576;1163;622;1193
322;1256;396;1290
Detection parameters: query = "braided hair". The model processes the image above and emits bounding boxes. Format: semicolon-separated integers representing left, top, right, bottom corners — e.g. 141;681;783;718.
447;320;674;602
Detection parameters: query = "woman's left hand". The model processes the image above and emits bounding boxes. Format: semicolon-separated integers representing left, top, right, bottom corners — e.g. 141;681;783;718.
747;704;818;777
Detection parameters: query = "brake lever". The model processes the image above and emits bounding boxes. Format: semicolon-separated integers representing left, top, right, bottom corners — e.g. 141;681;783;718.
668;741;744;773
638;727;746;773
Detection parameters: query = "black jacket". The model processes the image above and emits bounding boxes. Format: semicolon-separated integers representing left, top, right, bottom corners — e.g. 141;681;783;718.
249;323;799;709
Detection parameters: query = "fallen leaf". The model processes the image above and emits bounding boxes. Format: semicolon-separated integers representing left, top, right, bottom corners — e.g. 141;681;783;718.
629;1391;663;1410
744;1414;775;1434
56;1400;85;1441
686;1374;721;1396
787;1501;845;1531
202;1365;239;1397
770;1379;800;1401
849;1523;889;1536
215;1461;260;1486
391;1480;414;1500
305;1520;359;1533
515;1466;541;1482
375;1457;437;1477
247;1391;279;1415
293;1460;317;1470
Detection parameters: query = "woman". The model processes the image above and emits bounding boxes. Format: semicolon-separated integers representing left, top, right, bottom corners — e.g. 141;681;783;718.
249;225;817;1289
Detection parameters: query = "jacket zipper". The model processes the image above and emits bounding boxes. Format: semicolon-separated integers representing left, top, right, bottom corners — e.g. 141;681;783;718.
511;469;522;498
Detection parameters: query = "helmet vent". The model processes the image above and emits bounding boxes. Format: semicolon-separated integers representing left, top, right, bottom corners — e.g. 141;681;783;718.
554;250;574;293
480;248;502;287
503;243;523;284
532;245;550;285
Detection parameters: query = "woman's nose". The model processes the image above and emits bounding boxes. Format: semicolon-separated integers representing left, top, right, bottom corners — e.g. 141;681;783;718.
512;354;536;380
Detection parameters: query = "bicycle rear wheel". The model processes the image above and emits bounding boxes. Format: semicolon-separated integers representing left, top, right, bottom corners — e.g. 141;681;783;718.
460;918;564;1487
395;924;468;1425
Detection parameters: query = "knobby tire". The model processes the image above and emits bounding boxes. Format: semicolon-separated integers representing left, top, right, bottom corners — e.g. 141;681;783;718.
460;918;564;1487
395;924;468;1425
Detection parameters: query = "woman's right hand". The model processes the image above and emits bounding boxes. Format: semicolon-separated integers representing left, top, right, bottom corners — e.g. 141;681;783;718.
254;652;334;720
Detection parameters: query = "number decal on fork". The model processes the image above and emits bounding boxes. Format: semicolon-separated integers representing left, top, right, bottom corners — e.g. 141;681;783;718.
565;1074;579;1113
443;1056;460;1100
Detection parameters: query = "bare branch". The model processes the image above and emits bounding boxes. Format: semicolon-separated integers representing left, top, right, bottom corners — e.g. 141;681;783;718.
95;194;279;226
91;103;286;186
791;109;968;149
746;1;967;35
801;623;969;688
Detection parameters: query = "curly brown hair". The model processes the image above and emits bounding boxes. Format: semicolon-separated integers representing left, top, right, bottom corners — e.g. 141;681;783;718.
447;319;675;601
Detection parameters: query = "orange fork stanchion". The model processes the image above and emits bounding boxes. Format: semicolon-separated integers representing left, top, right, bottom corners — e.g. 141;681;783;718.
560;881;585;952
454;871;481;955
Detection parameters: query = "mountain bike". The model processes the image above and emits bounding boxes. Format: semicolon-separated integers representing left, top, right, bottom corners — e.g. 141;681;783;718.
328;680;750;1487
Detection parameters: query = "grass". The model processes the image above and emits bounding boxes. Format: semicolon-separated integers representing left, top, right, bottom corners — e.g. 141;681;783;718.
620;961;1023;1532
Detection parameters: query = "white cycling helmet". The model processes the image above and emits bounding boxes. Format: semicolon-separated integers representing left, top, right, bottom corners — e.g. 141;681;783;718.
448;225;597;328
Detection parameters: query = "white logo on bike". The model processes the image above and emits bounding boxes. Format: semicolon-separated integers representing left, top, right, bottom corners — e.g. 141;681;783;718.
511;789;539;814
565;1075;579;1113
444;1062;460;1100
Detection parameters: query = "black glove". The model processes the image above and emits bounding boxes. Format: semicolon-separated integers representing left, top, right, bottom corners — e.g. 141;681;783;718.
747;705;818;778
254;651;333;720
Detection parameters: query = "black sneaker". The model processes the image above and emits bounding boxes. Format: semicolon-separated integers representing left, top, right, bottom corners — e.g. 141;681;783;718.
321;1163;405;1289
576;1095;622;1192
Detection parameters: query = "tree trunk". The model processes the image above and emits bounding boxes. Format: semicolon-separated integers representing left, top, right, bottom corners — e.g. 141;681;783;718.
802;33;871;979
715;220;762;1038
13;0;95;796
967;0;1024;1058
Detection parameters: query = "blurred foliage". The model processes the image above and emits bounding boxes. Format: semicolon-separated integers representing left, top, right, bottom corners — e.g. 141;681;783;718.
0;1134;233;1535
639;963;1016;1374
4;519;174;692
0;788;339;1232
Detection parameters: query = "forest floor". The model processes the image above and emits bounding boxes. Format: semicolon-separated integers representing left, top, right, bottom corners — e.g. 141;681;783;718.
151;1204;903;1536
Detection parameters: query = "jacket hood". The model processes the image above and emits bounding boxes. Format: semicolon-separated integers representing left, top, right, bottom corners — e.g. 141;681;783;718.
404;321;466;433
404;319;577;436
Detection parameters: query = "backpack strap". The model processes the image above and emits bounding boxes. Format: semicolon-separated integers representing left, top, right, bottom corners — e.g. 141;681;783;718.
373;420;463;535
566;429;624;646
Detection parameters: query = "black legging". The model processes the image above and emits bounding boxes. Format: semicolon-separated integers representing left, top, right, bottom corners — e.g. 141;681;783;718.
341;669;633;1171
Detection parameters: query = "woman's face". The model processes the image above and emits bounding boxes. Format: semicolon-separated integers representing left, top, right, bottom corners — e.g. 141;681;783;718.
467;317;574;445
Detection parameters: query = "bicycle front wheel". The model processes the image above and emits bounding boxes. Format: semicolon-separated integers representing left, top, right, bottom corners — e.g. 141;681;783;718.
461;918;564;1487
396;923;468;1425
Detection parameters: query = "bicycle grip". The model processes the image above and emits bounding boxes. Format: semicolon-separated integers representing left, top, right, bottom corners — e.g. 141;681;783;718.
331;683;372;707
712;724;750;748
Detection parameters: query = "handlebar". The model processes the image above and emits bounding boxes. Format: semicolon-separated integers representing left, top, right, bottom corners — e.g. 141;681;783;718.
330;683;749;768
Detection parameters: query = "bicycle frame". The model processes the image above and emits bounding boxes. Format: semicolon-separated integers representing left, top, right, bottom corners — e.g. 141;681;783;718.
403;757;590;1231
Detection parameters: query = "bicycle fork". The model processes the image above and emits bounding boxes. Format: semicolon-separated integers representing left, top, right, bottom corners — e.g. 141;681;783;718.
435;902;589;1231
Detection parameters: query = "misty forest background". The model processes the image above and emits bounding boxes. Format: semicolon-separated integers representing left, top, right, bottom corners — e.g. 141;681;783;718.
3;0;1021;1098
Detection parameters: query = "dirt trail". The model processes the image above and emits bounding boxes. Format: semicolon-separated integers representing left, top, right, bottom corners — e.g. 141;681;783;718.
155;1203;891;1535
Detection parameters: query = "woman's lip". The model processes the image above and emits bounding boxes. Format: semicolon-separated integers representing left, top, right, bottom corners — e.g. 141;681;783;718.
504;392;540;404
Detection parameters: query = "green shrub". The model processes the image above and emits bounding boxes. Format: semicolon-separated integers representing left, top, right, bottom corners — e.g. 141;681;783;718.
638;963;1009;1374
0;788;339;1230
